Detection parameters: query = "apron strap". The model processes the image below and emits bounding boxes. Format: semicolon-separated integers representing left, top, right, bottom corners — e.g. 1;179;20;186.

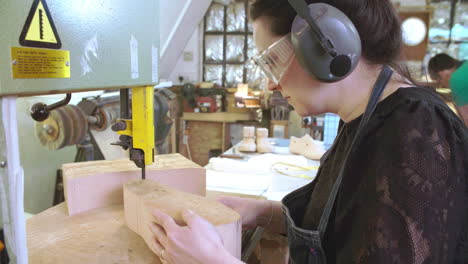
317;66;394;238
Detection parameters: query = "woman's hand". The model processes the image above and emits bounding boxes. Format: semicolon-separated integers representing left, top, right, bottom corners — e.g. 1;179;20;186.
151;209;242;264
217;196;272;230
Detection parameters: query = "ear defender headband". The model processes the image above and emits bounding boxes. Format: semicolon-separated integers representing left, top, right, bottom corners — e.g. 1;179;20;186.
288;0;362;82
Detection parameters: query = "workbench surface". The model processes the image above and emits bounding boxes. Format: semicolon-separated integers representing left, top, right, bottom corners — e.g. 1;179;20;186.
206;139;321;201
27;203;161;264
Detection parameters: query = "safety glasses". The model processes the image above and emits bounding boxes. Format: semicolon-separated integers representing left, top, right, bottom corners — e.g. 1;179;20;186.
252;33;295;84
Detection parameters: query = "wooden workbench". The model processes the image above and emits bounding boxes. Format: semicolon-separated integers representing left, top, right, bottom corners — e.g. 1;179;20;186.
27;154;206;263
26;192;262;264
27;203;160;263
180;112;254;166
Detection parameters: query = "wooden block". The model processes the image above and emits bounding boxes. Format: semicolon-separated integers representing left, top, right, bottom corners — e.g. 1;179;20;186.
124;179;242;260
63;154;205;216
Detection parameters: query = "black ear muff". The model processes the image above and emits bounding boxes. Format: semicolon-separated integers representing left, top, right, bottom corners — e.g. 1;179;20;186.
288;0;361;82
330;55;352;77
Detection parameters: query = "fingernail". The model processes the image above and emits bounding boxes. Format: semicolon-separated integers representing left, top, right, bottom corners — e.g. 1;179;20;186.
184;209;194;217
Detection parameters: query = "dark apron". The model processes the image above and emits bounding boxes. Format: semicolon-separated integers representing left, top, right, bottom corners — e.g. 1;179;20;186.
281;66;394;264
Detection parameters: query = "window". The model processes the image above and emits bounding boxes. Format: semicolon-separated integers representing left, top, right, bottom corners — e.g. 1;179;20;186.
428;0;468;59
203;1;263;88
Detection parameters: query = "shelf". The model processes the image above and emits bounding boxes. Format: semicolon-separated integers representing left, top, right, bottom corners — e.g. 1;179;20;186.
181;112;252;122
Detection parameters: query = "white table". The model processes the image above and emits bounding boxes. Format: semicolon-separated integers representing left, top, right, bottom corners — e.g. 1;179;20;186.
205;138;321;201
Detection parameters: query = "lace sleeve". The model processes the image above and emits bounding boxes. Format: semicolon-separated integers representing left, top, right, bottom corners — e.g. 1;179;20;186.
337;101;468;264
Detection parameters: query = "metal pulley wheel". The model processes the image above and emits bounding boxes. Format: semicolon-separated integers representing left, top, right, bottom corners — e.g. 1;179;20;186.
77;99;113;131
91;107;112;131
35;108;65;150
35;105;89;150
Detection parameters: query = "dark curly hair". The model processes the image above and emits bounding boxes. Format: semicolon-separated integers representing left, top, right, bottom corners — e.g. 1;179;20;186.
428;53;462;80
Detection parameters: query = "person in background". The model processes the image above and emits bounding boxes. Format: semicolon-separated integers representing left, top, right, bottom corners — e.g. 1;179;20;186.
149;1;468;263
429;53;468;125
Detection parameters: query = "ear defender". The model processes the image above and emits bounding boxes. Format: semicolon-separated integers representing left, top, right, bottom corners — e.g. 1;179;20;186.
288;0;361;82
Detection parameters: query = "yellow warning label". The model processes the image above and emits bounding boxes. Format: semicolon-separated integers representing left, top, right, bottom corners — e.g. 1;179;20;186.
19;0;62;49
25;1;57;43
11;47;70;79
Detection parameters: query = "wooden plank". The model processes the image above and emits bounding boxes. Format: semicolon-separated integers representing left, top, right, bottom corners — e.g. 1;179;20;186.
63;154;206;216
27;203;161;264
181;112;252;122
124;179;242;260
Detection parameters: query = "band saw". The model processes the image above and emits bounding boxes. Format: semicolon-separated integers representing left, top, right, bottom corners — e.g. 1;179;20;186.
0;0;191;262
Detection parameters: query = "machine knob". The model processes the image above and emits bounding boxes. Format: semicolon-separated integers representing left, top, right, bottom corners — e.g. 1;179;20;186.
30;93;72;122
112;121;127;131
30;103;50;122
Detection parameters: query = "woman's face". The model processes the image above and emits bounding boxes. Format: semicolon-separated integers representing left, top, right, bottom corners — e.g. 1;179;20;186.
253;17;327;117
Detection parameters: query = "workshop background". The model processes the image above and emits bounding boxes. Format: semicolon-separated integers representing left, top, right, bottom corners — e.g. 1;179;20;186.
17;0;468;215
0;0;467;263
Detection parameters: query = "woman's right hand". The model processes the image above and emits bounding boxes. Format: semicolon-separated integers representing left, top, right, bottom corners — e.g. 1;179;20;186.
217;196;271;230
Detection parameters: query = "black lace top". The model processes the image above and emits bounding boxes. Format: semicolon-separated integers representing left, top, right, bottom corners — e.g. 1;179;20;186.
300;87;468;263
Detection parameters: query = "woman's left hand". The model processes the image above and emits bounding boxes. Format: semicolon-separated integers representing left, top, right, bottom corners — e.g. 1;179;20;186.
151;209;238;264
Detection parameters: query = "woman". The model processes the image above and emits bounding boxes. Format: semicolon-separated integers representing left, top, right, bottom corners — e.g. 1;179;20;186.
150;0;468;263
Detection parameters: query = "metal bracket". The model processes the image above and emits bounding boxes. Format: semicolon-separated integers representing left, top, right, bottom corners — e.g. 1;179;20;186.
30;93;72;122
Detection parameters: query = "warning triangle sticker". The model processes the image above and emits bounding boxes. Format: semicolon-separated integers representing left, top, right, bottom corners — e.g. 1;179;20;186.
19;0;62;49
